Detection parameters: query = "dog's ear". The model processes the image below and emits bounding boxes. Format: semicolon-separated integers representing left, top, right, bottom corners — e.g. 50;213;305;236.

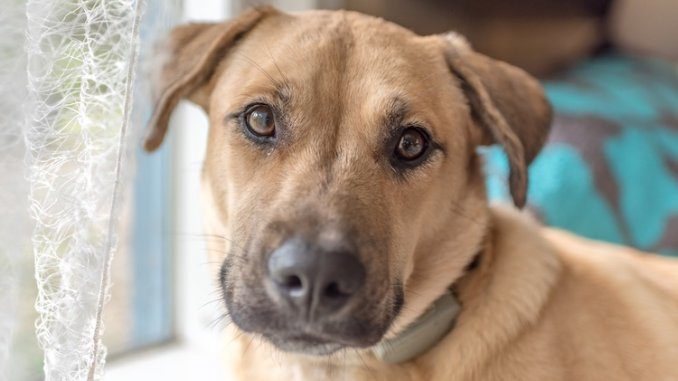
442;33;552;208
144;6;277;152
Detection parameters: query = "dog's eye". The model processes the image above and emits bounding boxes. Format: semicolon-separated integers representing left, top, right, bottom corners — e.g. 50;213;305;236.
394;127;429;161
245;104;276;137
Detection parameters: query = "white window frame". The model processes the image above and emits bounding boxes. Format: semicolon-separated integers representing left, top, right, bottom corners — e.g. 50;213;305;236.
107;0;228;377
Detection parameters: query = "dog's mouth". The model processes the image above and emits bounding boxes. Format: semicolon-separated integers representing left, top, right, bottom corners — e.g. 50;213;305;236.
229;306;394;355
224;279;404;356
262;331;361;355
275;338;344;356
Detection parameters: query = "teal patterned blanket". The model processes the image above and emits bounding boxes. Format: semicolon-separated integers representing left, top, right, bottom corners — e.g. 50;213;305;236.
484;54;678;257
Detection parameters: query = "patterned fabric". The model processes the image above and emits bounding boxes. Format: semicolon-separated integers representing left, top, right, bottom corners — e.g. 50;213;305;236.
484;54;678;257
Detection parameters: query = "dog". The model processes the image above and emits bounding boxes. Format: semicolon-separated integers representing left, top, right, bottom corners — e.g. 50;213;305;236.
144;6;678;380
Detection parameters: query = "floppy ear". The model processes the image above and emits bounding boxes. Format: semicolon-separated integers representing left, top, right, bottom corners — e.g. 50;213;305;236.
144;6;276;152
442;33;552;208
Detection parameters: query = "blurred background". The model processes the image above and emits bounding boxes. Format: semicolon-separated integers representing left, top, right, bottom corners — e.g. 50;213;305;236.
5;0;676;380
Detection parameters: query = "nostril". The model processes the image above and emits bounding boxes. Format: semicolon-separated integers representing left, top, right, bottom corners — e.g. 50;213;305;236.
323;281;351;299
282;275;303;290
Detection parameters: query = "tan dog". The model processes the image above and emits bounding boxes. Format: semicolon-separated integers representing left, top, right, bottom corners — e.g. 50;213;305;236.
145;7;678;381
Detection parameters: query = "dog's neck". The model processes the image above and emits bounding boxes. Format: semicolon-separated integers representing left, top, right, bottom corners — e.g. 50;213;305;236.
371;251;481;364
222;207;562;381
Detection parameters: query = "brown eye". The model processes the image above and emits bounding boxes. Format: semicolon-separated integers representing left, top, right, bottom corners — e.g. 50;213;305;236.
245;104;276;137
395;127;428;161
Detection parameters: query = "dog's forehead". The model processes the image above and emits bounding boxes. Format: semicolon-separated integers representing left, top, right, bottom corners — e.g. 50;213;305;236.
222;10;447;99
211;10;465;146
274;10;422;52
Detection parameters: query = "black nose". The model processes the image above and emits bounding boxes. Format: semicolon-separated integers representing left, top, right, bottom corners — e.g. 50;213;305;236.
267;237;365;320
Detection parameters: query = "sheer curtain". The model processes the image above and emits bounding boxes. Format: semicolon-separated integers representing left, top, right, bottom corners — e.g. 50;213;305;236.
0;0;178;379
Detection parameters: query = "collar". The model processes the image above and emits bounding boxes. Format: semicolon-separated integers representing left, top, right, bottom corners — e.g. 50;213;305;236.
371;253;481;364
372;289;461;364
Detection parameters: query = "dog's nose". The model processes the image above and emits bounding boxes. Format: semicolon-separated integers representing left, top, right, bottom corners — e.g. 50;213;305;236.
267;237;365;320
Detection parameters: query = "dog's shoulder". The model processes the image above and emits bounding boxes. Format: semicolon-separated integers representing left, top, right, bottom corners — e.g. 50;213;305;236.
542;226;678;301
476;206;678;380
536;224;678;379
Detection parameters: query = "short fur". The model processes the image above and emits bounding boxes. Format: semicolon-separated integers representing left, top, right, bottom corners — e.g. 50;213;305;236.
146;7;678;381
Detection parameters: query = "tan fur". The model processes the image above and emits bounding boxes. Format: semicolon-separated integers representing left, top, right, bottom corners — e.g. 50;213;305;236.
146;7;678;381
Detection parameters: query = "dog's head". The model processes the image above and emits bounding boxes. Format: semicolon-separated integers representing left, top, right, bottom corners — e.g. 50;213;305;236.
146;7;551;356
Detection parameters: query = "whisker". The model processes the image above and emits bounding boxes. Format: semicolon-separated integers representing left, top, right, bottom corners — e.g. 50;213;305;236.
265;41;290;88
233;52;281;87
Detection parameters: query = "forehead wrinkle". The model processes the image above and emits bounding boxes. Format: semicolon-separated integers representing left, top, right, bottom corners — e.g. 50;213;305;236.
320;12;356;183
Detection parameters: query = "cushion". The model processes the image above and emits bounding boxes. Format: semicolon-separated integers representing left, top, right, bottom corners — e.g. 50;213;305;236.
484;54;678;256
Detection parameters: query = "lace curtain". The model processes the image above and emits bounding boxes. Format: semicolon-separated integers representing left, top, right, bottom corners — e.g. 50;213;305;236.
0;0;179;379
